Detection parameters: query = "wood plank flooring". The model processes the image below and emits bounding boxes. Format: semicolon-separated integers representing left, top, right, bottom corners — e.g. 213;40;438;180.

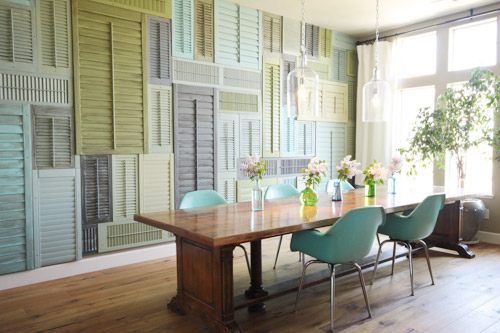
1;236;500;332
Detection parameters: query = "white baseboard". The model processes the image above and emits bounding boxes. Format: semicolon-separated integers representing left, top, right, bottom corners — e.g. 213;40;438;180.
477;231;500;245
0;242;176;291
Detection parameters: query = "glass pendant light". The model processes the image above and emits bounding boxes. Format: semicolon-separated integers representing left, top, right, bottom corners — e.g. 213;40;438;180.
362;0;391;122
287;0;319;119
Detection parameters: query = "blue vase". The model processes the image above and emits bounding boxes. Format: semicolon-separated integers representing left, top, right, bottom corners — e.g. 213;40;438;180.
388;176;396;194
332;180;342;201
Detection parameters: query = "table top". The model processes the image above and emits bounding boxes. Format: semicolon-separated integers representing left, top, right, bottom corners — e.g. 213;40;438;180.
134;186;474;247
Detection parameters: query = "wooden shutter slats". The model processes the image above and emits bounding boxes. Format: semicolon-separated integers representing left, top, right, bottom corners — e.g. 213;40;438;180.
296;120;315;157
281;113;296;157
316;122;346;190
149;85;172;153
332;47;347;82
319;27;332;59
194;0;213;62
263;57;280;157
218;113;237;172
263;12;281;54
172;0;193;59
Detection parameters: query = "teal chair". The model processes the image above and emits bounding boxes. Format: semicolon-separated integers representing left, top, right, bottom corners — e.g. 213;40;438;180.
291;206;386;331
264;184;301;269
326;179;355;193
179;190;251;277
371;194;445;296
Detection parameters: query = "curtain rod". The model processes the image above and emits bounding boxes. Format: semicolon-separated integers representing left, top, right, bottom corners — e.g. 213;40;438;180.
356;7;500;45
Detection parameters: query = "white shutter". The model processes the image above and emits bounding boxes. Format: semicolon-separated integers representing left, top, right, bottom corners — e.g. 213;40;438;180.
172;0;194;59
316;122;346;189
218;171;236;203
321;81;348;123
139;154;175;213
239;113;261;158
112;155;138;221
218;113;238;172
149;85;173;153
297;121;315;157
263;56;281;157
281;112;296;157
282;17;300;56
263;12;281;54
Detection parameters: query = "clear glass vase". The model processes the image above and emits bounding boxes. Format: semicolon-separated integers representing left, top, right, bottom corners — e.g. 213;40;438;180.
387;176;396;194
365;184;376;197
252;180;264;211
300;186;319;206
332;180;343;201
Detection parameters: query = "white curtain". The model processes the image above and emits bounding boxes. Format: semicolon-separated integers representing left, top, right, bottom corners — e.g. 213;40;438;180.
355;41;398;185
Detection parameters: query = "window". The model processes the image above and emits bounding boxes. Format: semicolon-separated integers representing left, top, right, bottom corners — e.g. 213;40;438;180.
399;32;436;78
449;18;497;71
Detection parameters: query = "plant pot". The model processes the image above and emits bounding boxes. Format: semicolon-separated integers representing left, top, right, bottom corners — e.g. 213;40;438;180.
365;184;376;197
300;186;318;206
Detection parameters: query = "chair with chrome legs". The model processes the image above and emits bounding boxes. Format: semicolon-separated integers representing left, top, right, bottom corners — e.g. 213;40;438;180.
179;190;251;277
291;206;386;331
371;193;445;296
264;184;300;269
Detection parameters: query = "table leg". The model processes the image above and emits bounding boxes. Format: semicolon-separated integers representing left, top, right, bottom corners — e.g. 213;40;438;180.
245;240;268;312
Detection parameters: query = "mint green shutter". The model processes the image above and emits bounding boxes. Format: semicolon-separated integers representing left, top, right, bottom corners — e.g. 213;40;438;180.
281;111;296;157
172;0;194;59
332;47;347;82
263;57;281;157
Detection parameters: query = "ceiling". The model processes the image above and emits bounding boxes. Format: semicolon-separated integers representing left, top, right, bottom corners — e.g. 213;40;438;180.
229;0;500;38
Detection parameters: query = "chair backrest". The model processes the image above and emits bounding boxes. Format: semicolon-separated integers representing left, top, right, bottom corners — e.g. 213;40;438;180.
321;206;386;263
264;184;300;200
326;179;355;193
399;193;445;239
179;190;228;209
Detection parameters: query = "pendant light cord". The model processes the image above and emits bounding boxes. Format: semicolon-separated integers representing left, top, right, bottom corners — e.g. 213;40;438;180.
374;0;380;76
300;0;306;65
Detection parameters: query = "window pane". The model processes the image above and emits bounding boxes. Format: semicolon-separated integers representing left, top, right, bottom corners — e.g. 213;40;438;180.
399;32;436;78
449;18;497;71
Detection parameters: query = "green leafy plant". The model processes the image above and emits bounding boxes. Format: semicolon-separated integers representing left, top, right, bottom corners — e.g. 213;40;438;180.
401;68;500;183
362;160;388;185
301;157;328;188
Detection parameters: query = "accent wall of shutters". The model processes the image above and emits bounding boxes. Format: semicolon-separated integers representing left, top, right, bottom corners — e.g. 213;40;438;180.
112;155;138;222
218;171;236;203
321;81;348;123
173;84;217;206
263;56;280;157
149;85;173;153
263;12;281;54
36;0;72;75
332;47;347;82
319;27;332;59
32;106;74;169
236;178;278;202
218;113;238;172
0;104;33;275
219;91;259;113
194;0;213;62
282;17;300;56
0;1;35;72
305;23;319;59
172;0;194;59
148;16;172;85
73;0;147;155
32;168;81;267
239;113;261;158
281;112;296;157
89;0;171;18
316;122;346;191
139;154;175;213
307;59;331;81
214;0;261;70
296;121;315;157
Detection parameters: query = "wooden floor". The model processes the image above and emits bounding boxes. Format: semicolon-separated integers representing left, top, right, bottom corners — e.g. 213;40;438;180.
2;236;500;332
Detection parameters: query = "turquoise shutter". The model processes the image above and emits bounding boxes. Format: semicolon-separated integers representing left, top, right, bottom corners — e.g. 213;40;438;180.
281;111;296;157
347;122;355;158
332;47;347;82
218;113;238;172
0;104;33;275
263;57;281;157
33;168;82;267
316;122;346;192
296;121;315;157
172;0;194;59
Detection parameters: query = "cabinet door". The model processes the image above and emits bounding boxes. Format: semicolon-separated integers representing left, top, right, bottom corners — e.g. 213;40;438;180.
0;104;33;275
139;154;174;213
316;122;346;191
0;2;35;72
263;56;281;157
263;12;281;54
319;27;332;59
73;0;146;154
112;155;138;222
218;113;238;172
172;0;194;59
296;121;315;157
32;106;74;169
332;47;347;82
239;113;261;158
282;17;300;56
194;0;213;62
33;168;81;267
149;85;173;153
148;16;172;85
36;0;72;75
305;23;319;59
173;84;217;206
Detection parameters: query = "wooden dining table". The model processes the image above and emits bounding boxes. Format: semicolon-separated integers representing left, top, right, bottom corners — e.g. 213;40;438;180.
134;185;476;332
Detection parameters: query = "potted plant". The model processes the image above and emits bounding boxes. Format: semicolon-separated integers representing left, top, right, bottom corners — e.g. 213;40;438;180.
401;69;500;187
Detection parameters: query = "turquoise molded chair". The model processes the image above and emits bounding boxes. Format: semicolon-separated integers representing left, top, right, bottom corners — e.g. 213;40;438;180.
371;194;445;296
179;190;251;277
326;179;355;193
264;184;301;269
291;206;386;331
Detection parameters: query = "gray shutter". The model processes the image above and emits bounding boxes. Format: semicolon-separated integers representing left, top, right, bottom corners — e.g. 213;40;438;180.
32;106;74;169
263;12;281;54
332;47;347;82
305;24;319;59
173;84;217;206
282;54;296;110
194;0;213;62
148;16;172;85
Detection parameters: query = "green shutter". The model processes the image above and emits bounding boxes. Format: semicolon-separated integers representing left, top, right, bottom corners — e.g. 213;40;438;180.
89;0;171;18
263;12;281;54
139;153;175;214
319;27;332;59
263;56;280;157
347;50;358;77
112;155;138;222
148;85;172;153
172;0;193;59
219;91;259;112
194;0;213;62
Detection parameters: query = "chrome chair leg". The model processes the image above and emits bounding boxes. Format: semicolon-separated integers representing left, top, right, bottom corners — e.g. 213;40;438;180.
273;235;283;269
330;264;336;331
415;239;434;285
236;244;251;277
376;233;381;246
352;263;372;318
391;242;397;275
403;241;414;296
294;260;321;312
371;239;393;285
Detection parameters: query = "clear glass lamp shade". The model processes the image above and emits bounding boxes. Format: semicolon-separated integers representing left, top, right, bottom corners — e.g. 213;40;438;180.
286;67;319;119
362;77;391;122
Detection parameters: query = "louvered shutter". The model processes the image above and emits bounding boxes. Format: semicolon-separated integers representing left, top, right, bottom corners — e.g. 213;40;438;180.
263;12;281;54
316;122;346;191
296;121;315;157
112;155;138;222
281;112;296;157
280;177;296;188
219;91;259;112
73;0;146;154
218;172;236;203
263;56;281;157
346;122;355;158
194;0;213;62
317;81;348;123
149;85;172;153
332;47;347;82
148;16;172;85
236;178;278;202
282;17;300;56
0;104;33;275
139;154;175;213
222;67;261;91
347;50;358;77
90;0;171;18
218;113;238;172
33;168;81;267
172;0;194;59
0;2;35;72
347;77;357;122
282;55;296;109
173;84;217;206
239;113;261;158
36;0;71;75
32;106;73;169
305;24;319;59
319;27;332;59
307;59;331;81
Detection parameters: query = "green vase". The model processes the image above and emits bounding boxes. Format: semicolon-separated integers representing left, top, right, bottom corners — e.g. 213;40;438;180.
365;184;376;197
300;186;319;206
